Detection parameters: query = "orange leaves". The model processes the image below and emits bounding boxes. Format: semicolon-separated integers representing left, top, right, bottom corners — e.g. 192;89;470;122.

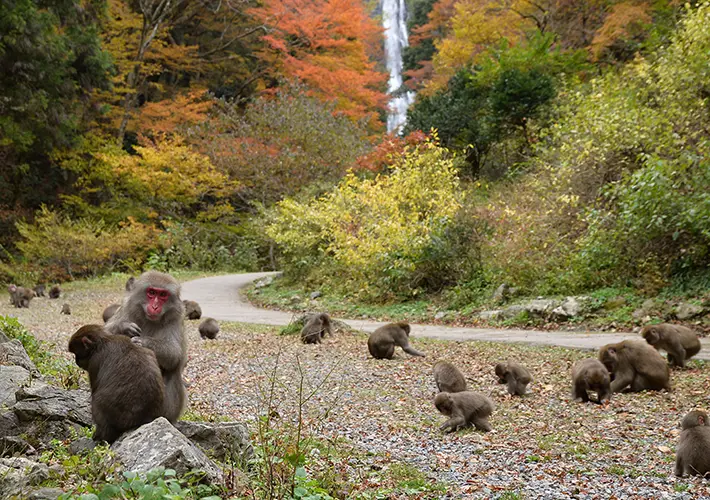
137;89;213;135
250;0;387;127
591;2;652;60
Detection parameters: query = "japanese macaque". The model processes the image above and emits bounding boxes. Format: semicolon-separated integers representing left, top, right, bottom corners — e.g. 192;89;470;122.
8;285;34;308
49;285;61;299
495;361;532;396
198;318;219;340
300;313;332;344
675;409;710;477
183;300;202;320
68;325;165;443
571;358;611;404
599;340;670;393
433;361;467;393
367;322;425;359
33;285;45;297
640;323;701;368
61;303;71;315
102;303;120;323
434;391;494;433
105;271;187;422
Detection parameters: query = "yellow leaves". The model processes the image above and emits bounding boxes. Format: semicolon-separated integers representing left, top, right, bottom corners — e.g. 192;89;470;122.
100;135;239;207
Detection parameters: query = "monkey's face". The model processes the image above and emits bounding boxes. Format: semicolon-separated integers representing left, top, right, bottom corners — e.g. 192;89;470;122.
434;393;453;415
642;329;659;344
144;287;171;321
7;285;16;294
600;349;617;374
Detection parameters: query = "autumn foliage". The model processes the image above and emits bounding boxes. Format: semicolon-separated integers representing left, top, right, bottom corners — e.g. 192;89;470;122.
250;0;387;127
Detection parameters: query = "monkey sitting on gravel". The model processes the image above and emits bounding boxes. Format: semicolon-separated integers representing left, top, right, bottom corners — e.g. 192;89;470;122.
495;361;532;396
640;323;701;368
434;391;494;433
675;409;710;477
433;361;467;393
300;313;332;344
367;322;425;359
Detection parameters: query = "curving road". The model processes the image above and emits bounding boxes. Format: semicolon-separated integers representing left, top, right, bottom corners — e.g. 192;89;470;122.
181;273;710;358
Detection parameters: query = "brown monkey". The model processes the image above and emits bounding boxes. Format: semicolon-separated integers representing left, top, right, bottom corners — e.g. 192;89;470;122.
198;318;219;340
300;313;332;344
61;303;71;315
49;285;61;299
105;271;187;423
183;300;202;320
571;358;611;404
433;361;467;393
640;323;701;368
33;285;45;297
125;276;136;292
10;286;34;308
367;322;425;359
495;361;532;396
7;284;17;305
434;391;494;433
102;303;121;323
599;340;670;393
68;325;165;443
675;409;710;477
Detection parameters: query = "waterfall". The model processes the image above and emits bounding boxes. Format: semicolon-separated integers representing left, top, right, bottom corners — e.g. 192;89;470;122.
382;0;415;134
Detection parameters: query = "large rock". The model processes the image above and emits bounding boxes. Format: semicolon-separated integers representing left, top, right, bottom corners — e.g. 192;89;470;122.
113;418;223;485
477;310;502;321
13;384;92;426
674;302;705;321
0;365;31;407
175;421;253;462
0;457;49;498
0;339;39;376
551;297;583;320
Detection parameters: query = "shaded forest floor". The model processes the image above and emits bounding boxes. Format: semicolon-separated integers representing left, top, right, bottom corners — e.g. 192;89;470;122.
2;278;710;498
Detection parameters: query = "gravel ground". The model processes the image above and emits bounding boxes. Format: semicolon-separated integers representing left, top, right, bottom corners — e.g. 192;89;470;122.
2;281;710;499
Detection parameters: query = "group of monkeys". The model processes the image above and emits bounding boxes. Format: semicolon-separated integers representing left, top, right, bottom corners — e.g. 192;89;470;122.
10;277;707;478
301;312;709;478
7;283;61;308
64;272;218;443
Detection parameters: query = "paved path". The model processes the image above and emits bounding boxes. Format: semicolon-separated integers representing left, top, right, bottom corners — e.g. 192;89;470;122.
182;273;710;359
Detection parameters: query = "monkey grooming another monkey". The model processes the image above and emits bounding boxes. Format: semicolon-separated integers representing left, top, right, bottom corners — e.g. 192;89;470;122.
183;300;202;320
367;322;425;359
49;285;61;299
495;361;532;396
641;323;701;368
68;325;165;443
105;271;187;423
675;409;710;477
199;318;219;340
300;313;333;344
61;303;71;315
102;303;121;323
434;391;494;433
433;361;467;393
599;340;670;393
571;358;611;404
125;276;136;292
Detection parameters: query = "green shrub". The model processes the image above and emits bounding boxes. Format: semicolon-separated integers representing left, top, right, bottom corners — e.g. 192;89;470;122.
16;207;162;278
267;141;482;300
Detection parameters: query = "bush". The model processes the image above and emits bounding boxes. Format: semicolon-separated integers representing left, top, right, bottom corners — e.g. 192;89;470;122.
267;141;483;300
16;207;162;278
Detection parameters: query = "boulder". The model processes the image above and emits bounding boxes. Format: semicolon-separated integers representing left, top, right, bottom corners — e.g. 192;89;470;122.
477;310;502;321
0;457;49;498
0;366;31;407
175;421;253;462
254;276;274;289
551;297;582;320
309;291;322;300
0;340;39;376
29;487;64;500
674;302;705;321
13;384;92;426
113;418;223;485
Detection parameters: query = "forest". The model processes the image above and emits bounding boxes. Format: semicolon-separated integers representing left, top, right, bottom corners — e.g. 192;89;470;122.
1;0;709;324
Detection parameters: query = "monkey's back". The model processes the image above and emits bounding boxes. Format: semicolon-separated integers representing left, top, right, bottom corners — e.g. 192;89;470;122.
91;340;165;429
677;427;710;476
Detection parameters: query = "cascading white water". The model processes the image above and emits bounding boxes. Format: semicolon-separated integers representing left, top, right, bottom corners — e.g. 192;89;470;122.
382;0;416;134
